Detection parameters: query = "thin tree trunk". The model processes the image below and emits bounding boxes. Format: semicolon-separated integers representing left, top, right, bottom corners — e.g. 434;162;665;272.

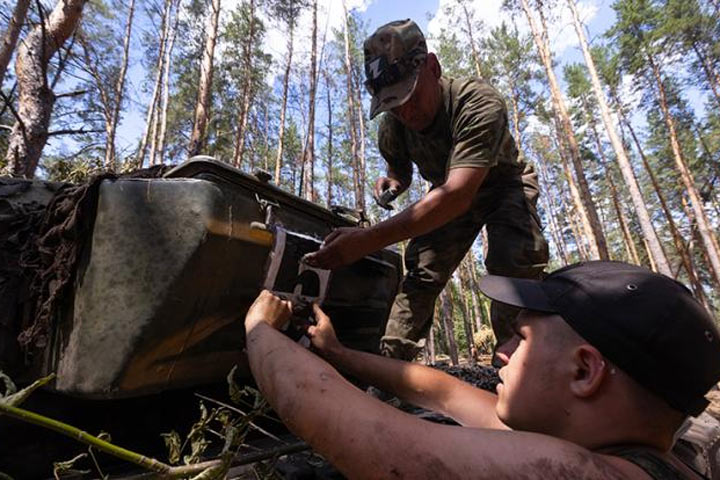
232;0;256;168
156;0;179;165
4;0;89;177
691;42;720;109
104;0;136;170
274;23;294;185
342;1;360;210
354;61;366;210
0;0;31;88
509;83;522;151
452;277;475;363
535;150;570;264
582;98;644;265
520;0;608;259
325;71;334;208
137;0;171;167
459;0;482;78
300;0;318;201
647;51;720;286
616;96;711;300
188;0;221;156
439;287;459;366
567;0;668;273
550;115;591;260
426;323;436;365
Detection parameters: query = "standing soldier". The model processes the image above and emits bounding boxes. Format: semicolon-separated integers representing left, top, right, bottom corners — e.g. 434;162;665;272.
305;19;548;362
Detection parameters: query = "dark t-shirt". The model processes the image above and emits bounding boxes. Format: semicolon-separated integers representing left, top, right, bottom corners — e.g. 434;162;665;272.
377;76;522;189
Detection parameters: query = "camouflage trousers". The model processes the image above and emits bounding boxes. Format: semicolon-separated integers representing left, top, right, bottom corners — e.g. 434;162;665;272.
380;165;549;361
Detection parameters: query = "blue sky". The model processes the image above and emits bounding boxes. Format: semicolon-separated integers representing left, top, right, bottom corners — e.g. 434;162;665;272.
43;0;706;158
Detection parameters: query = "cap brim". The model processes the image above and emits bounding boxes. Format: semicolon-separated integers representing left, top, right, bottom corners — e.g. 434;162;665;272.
369;71;420;119
479;275;556;313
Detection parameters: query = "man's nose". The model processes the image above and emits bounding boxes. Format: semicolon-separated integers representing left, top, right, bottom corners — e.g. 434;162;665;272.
494;335;520;366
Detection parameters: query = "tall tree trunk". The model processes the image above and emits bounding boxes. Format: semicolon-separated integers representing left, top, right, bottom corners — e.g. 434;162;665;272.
300;0;318;201
691;42;720;109
567;0;668;273
426;323;436;365
646;51;720;286
325;71;334;208
232;0;256;168
188;0;221;157
452;277;475;363
104;0;136;170
342;1;361;210
550;115;591;260
616;95;711;300
439;287;459;366
535;151;570;264
459;0;482;78
137;0;171;167
0;0;31;88
274;23;294;185
156;0;179;165
354;61;367;210
509;83;522;150
520;0;608;259
582;98;644;265
4;0;89;177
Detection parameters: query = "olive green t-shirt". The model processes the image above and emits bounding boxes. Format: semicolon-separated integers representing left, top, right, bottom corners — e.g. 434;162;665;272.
377;76;522;188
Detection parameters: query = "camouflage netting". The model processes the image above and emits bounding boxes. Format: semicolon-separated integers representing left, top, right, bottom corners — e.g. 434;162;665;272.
0;165;171;369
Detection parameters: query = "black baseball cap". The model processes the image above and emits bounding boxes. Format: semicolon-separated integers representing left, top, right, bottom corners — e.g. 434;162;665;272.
479;261;720;416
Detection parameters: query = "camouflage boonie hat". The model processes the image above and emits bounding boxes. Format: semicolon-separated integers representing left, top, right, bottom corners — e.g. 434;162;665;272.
363;19;428;119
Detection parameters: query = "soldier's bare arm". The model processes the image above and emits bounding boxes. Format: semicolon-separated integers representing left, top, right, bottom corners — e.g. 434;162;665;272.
307;304;506;429
244;294;648;480
305;166;488;269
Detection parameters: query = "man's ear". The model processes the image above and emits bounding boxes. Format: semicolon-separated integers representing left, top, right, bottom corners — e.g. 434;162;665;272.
427;52;441;78
569;345;608;398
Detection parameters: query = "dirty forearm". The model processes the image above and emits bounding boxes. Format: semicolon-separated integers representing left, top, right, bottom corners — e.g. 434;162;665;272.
245;324;347;437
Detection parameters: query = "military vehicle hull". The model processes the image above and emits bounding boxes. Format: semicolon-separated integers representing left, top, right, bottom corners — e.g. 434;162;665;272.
2;159;402;399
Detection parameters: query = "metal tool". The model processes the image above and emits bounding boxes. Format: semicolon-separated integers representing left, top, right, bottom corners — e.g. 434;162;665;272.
374;187;399;211
261;226;331;347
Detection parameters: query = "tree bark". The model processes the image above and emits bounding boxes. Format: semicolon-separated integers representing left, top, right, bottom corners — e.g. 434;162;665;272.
232;0;256;168
616;95;711;301
137;0;171;167
520;0;608;260
567;0;669;274
452;276;475;363
188;0;221;157
439;287;459;366
341;1;361;210
459;0;482;78
274;22;294;186
156;0;179;165
535;148;570;264
646;51;720;286
691;42;720;109
103;0;135;170
325;70;334;208
300;0;318;201
4;0;89;177
0;0;31;88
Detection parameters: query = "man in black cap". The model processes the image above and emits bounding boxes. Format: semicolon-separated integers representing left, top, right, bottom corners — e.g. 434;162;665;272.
304;19;548;362
244;261;720;478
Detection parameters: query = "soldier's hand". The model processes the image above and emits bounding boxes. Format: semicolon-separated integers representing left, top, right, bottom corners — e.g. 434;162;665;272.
245;290;293;332
306;304;342;357
303;227;376;269
374;177;404;200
